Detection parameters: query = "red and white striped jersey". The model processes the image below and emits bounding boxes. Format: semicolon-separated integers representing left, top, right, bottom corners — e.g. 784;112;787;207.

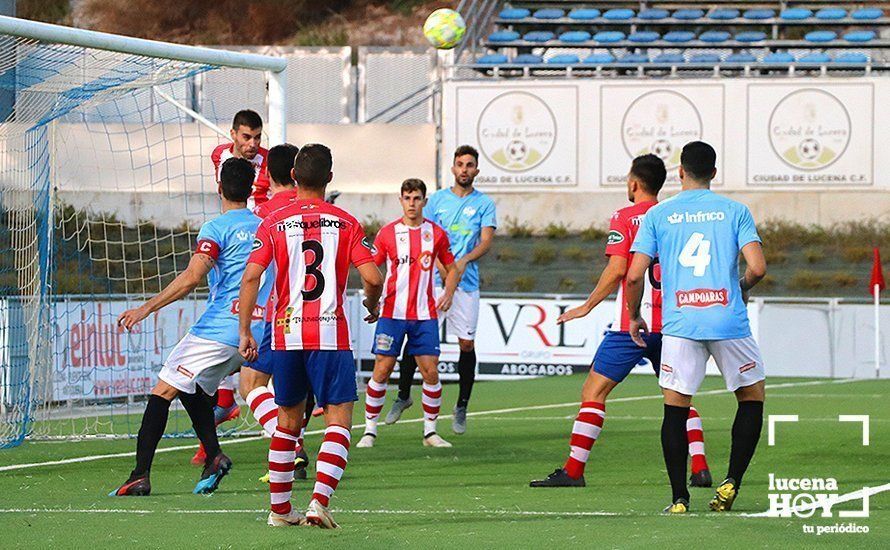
248;198;374;351
253;188;300;322
373;219;454;321
211;143;271;209
606;201;662;333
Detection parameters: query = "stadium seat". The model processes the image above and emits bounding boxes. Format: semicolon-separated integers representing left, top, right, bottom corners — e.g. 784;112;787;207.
835;52;870;63
514;54;544;64
499;8;530;20
547;54;581;64
852;8;883;20
764;52;796;63
582;53;616;64
805;31;838;43
816;8;846;20
569;8;601;20
639;9;669;20
725;53;757;63
780;8;813;20
709;8;739;20
735;31;767;43
743;9;775;20
618;53;649;64
488;30;520;43
594;31;626;43
523;31;554;43
629;31;660;43
689;53;722;64
477;54;509;64
673;9;704;20
653;53;685;64
798;52;832;63
663;31;695;43
603;9;634;20
844;31;876;43
700;31;731;43
559;31;592;43
533;9;564;20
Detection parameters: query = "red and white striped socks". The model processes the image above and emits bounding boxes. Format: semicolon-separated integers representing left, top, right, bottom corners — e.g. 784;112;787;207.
268;426;299;515
363;379;387;436
563;401;605;479
312;425;351;507
421;382;442;436
687;406;710;474
247;386;278;437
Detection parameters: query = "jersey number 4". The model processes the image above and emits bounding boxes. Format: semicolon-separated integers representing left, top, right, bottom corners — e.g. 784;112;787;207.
302;240;325;301
678;232;711;277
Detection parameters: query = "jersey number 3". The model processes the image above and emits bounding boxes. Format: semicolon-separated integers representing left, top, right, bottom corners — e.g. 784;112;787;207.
678;232;711;277
302;240;325;301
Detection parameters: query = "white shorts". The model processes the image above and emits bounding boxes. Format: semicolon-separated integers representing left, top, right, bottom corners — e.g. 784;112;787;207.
158;333;242;395
436;287;480;341
659;335;766;396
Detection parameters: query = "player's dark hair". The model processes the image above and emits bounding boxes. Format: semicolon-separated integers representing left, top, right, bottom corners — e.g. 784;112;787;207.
680;141;717;182
232;109;263;130
219;157;254;202
630;154;667;195
267;143;298;186
293;143;332;190
453;145;479;164
400;178;427;197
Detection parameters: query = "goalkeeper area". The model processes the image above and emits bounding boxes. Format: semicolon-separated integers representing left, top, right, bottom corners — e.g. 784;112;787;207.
0;374;887;546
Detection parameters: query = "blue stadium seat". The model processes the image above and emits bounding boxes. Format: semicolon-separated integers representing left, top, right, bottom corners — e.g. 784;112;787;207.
816;8;846;20
488;30;521;43
852;8;883;20
764;52;796;63
805;31;838;43
664;31;696;43
798;52;832;63
594;31;626;43
499;8;531;20
743;9;775;20
844;30;876;43
569;8;601;20
559;31;592;43
603;9;634;20
618;53;650;63
477;54;509;65
700;31;731;43
653;53;686;64
629;31;660;43
835;52;869;63
523;31;554;43
533;9;564;20
709;8;739;20
689;53;722;63
673;9;704;20
547;54;581;64
582;53;616;64
780;8;813;20
639;9;669;20
726;53;757;63
514;54;544;64
736;31;767;43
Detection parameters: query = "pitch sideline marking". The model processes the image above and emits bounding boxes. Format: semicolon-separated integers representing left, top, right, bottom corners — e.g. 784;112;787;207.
0;378;860;473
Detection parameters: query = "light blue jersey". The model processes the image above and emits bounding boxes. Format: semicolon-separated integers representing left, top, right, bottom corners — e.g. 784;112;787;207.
189;208;272;347
631;189;761;340
424;188;497;292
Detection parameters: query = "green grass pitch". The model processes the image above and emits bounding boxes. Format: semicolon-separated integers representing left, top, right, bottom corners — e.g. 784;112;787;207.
0;374;887;548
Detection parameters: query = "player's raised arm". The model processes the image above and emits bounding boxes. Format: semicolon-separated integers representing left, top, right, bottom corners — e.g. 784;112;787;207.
117;247;214;331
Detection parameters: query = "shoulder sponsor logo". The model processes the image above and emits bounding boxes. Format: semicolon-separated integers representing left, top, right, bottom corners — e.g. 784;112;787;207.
607;230;625;245
676;288;729;308
668;211;726;225
251;238;263;251
362;236;377;254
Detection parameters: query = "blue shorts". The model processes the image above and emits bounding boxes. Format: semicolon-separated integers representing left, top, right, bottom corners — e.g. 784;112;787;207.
243;322;273;375
271;350;357;407
592;331;662;383
371;318;440;357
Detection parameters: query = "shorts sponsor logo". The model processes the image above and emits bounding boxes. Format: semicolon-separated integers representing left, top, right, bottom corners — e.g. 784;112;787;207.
376;333;394;352
661;363;673;373
176;365;194;379
676;288;729;308
668;211;726;224
739;361;757;373
607;230;625;245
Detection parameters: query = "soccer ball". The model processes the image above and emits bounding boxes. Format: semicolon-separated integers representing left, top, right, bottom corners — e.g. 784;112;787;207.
506;140;528;162
798;138;822;161
650;139;673;161
423;8;466;50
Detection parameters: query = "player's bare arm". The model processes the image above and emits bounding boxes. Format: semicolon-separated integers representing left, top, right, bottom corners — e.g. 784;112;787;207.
436;258;459;312
237;262;266;362
454;225;495;276
358;261;384;323
557;255;628;324
625;252;653;347
117;252;214;331
739;241;767;303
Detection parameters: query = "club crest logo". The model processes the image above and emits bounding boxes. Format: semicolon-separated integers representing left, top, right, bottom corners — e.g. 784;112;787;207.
768;89;851;171
477;91;557;172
